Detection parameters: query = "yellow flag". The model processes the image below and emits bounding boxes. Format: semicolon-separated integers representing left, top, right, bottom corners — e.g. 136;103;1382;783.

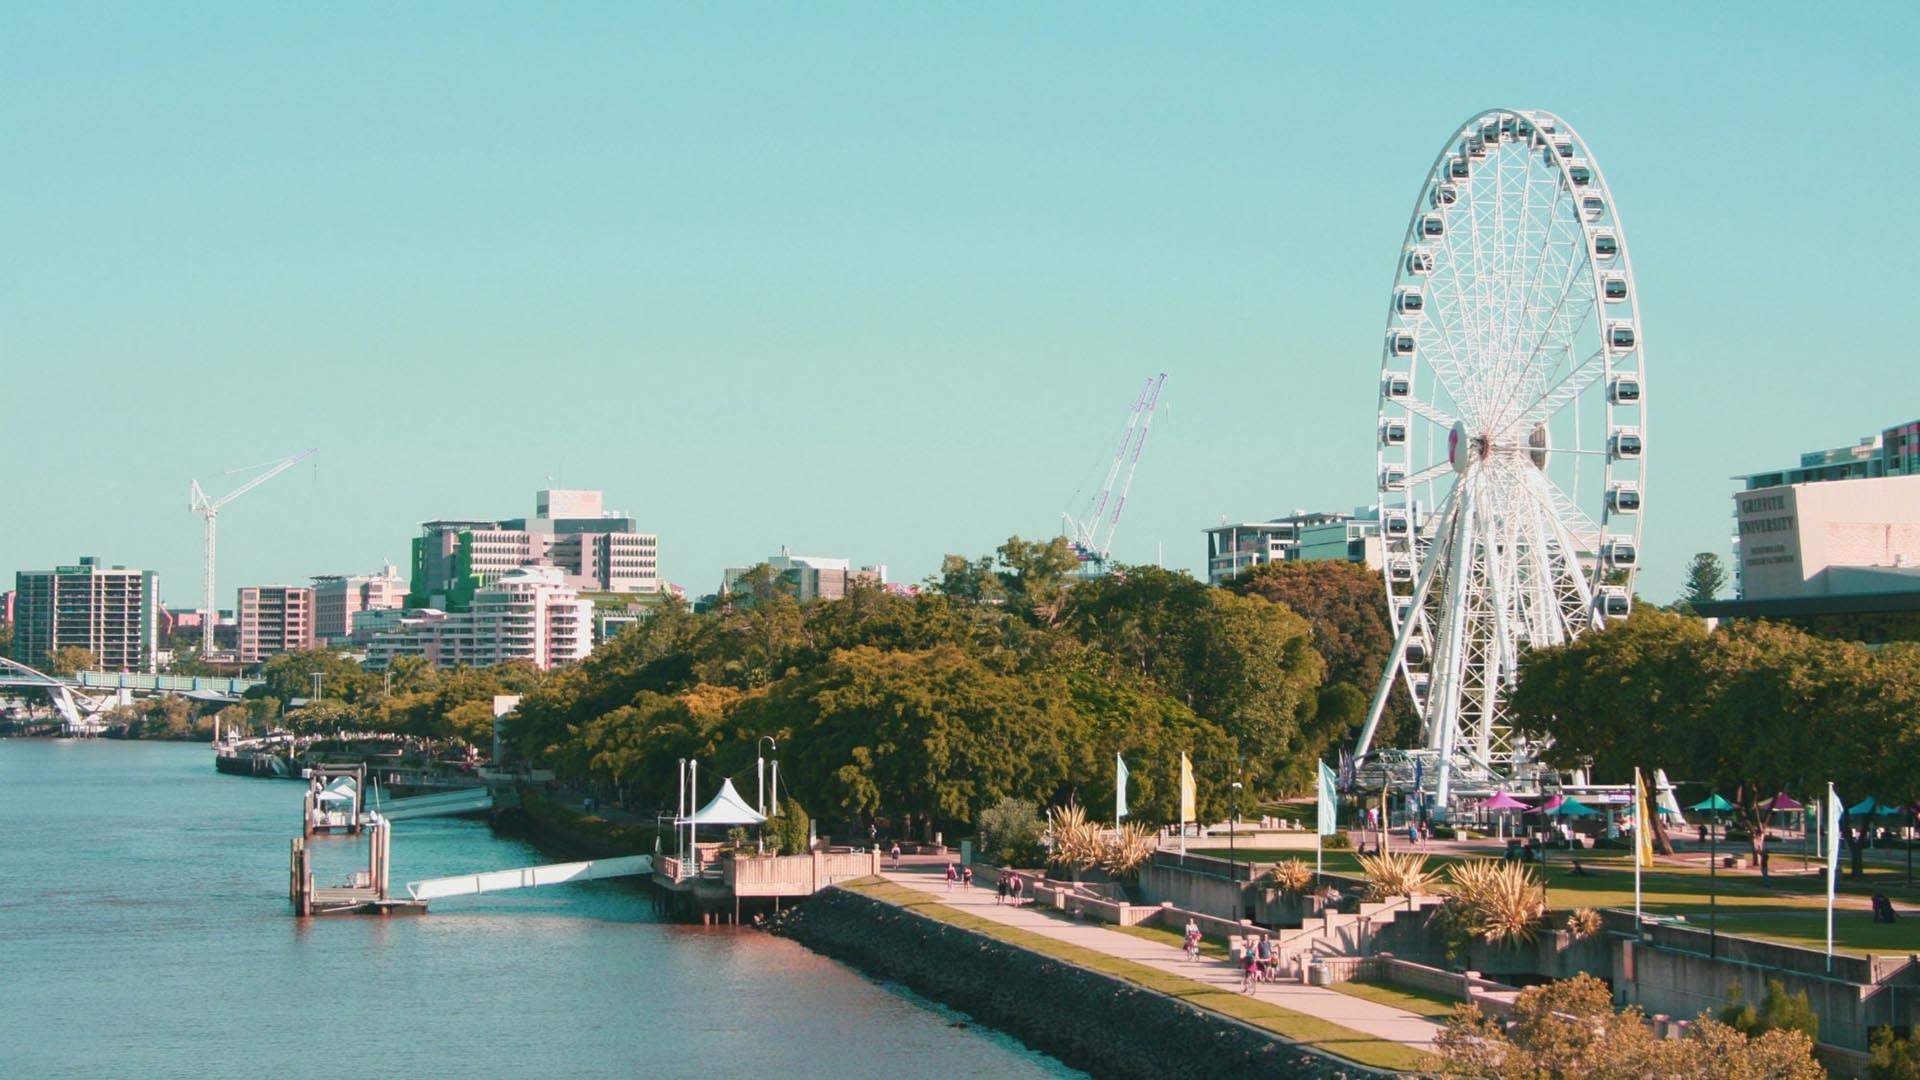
1179;752;1196;826
1634;768;1654;869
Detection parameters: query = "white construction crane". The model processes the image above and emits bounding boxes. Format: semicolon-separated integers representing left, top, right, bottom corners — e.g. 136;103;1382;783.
189;449;318;656
1062;374;1166;570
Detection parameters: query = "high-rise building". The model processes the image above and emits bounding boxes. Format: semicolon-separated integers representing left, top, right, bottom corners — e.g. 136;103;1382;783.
236;586;317;664
311;565;407;643
11;557;159;673
366;566;592;671
721;549;887;602
1203;509;1380;585
408;489;659;611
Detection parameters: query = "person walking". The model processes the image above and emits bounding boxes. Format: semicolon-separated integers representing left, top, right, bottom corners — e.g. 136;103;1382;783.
961;865;973;890
1009;874;1024;906
943;863;958;890
996;873;1009;905
1254;935;1273;982
1407;821;1421;849
890;842;902;869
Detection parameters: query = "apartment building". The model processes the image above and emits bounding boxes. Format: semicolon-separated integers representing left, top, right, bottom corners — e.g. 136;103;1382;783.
236;586;317;665
366;567;591;671
11;557;159;673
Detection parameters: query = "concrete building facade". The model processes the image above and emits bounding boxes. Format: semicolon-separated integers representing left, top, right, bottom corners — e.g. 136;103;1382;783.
367;566;591;671
10;557;159;673
1203;509;1381;585
236;586;317;665
311;565;407;642
1732;475;1920;602
408;489;659;611
721;549;887;602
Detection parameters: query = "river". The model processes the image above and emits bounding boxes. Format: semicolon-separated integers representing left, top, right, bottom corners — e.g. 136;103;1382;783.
0;740;1078;1079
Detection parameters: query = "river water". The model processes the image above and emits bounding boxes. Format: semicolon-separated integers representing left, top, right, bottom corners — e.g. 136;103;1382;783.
0;740;1076;1079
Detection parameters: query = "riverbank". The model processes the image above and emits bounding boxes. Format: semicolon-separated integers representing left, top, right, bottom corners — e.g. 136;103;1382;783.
490;788;661;859
779;877;1420;1078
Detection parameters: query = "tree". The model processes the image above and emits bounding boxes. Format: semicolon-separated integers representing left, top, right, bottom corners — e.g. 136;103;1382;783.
1434;973;1823;1080
1683;552;1729;606
976;797;1044;865
47;646;98;675
1718;979;1820;1041
994;535;1080;626
1870;1026;1920;1080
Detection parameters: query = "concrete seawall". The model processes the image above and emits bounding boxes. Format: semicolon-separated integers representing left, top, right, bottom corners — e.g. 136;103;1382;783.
779;885;1394;1080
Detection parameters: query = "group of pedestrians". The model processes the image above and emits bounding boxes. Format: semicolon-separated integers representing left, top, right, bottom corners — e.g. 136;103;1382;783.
995;871;1028;905
1239;933;1283;993
941;862;974;890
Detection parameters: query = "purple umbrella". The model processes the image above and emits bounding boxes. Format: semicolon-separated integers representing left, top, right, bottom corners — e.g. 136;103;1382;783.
1482;792;1532;811
1766;792;1804;812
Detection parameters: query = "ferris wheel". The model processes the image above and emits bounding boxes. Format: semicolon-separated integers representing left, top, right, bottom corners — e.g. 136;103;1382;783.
1350;109;1647;811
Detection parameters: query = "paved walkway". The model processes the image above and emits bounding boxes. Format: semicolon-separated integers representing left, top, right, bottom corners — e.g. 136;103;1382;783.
879;867;1441;1052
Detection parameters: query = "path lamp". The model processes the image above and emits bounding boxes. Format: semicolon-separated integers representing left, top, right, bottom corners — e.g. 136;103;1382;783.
1229;780;1244;884
757;736;779;853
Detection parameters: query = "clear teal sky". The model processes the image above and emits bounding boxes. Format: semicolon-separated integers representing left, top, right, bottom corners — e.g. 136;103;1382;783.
3;3;1914;606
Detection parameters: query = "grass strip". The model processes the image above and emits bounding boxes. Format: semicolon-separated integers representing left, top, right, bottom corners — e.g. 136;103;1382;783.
1110;921;1230;960
1329;978;1464;1022
841;877;1430;1074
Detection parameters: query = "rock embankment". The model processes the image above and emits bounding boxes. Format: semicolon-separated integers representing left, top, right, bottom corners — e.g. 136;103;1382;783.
778;885;1392;1080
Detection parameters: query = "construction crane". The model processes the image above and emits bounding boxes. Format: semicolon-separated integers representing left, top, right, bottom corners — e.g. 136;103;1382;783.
189;449;318;656
1061;374;1166;571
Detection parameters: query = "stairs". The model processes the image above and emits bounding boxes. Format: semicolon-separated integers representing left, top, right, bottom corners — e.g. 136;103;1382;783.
1275;894;1447;959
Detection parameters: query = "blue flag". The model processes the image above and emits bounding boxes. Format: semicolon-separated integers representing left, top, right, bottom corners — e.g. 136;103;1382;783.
1318;760;1338;837
1116;754;1129;821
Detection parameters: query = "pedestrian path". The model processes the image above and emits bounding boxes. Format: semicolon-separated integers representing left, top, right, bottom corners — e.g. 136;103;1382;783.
879;868;1441;1051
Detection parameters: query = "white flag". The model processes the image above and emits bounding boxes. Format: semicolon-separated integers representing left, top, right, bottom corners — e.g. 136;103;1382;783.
1115;754;1129;822
1826;783;1843;968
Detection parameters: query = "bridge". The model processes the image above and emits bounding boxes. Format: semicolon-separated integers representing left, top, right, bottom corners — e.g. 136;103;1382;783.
376;788;495;821
1;658;116;734
405;855;653;902
71;670;261;701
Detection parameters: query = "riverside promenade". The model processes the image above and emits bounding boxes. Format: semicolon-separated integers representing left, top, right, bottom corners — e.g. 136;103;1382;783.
878;866;1442;1053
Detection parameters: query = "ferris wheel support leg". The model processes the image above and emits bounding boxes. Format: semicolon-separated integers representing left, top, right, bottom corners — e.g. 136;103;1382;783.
1430;496;1478;818
1352;501;1457;762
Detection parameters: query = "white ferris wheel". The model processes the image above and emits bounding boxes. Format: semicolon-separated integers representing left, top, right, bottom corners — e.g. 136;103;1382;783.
1350;109;1647;811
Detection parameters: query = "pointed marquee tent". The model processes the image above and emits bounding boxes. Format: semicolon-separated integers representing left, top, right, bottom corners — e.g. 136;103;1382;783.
673;770;767;876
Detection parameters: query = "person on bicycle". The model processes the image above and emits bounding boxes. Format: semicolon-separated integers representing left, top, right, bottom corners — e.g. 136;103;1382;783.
1183;918;1201;961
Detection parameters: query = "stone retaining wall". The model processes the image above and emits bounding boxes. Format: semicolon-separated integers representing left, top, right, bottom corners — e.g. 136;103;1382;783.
778;885;1393;1080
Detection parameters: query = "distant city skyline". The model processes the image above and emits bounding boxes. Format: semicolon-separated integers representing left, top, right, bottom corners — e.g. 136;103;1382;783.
4;4;1915;605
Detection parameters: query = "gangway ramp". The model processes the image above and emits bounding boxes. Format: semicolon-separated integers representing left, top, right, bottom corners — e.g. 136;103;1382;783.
406;855;652;902
377;788;493;821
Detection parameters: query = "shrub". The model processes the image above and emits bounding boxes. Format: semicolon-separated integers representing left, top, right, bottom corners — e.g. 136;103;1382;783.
1356;851;1438;900
1870;1026;1920;1080
976;796;1044;866
1101;822;1157;879
1565;907;1603;939
1429;859;1546;958
1046;800;1103;873
768;796;811;855
1266;857;1314;895
1322;830;1351;850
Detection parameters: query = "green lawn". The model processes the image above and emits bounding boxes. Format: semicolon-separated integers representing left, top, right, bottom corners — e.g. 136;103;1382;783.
1190;847;1920;957
840;877;1430;1074
1330;978;1465;1022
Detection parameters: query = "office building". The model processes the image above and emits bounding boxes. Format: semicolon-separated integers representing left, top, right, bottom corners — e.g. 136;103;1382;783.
408;489;659;611
311;565;407;642
366;566;592;671
236;586;317;665
11;557;159;673
721;549;887;601
1203;509;1381;585
1736;417;1920;491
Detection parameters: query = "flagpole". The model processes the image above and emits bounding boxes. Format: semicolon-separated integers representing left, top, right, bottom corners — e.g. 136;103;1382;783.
1633;768;1644;929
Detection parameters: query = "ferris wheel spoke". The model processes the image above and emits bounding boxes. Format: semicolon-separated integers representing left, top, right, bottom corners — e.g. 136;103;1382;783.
1398;394;1457;430
1495;345;1607;437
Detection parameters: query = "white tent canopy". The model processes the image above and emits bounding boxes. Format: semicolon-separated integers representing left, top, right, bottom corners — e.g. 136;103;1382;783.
316;788;354;804
681;778;765;827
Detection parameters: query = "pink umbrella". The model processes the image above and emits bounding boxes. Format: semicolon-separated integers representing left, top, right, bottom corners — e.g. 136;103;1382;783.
1537;794;1566;812
1482;792;1532;811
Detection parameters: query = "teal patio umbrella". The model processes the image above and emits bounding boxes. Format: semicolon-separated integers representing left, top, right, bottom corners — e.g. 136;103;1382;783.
1690;794;1735;813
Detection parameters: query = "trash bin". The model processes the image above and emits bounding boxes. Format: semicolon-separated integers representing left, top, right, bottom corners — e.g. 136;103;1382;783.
1309;962;1333;987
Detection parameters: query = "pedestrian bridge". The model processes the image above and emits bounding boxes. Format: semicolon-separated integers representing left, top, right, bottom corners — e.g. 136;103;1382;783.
406;855;653;902
376;788;494;821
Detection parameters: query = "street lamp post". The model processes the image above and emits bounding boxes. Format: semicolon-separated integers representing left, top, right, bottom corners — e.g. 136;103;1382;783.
757;736;779;853
1229;780;1244;884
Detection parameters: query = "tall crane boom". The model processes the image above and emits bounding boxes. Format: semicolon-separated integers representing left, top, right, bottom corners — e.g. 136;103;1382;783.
188;448;318;656
1062;374;1166;569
